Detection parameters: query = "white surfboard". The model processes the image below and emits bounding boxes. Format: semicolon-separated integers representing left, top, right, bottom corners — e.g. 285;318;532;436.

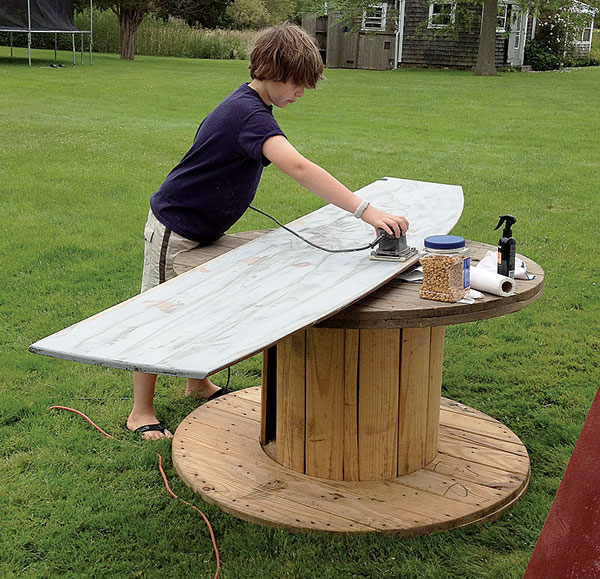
30;178;463;378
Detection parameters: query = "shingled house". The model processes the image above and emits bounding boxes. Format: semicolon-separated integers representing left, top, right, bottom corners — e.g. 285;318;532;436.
302;1;596;70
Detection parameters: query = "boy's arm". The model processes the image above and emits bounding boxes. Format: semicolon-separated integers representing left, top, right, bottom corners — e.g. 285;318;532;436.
262;136;408;238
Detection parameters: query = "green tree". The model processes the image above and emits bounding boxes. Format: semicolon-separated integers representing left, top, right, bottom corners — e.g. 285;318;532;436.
152;0;232;28
226;0;295;29
263;0;296;23
75;0;154;59
226;0;270;28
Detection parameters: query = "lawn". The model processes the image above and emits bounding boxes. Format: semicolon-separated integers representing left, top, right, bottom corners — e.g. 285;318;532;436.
1;47;599;578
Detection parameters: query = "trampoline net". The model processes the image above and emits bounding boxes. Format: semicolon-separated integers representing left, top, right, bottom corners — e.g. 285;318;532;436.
0;0;78;32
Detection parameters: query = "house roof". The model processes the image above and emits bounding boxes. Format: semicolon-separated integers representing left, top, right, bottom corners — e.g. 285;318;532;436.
572;0;598;15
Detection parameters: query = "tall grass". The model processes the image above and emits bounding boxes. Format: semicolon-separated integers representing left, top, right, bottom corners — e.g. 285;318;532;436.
0;9;254;58
74;8;255;59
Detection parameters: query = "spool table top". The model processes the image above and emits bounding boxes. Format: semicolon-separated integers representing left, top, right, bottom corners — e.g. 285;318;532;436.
173;233;544;330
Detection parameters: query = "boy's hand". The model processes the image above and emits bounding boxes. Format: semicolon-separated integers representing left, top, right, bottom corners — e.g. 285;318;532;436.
361;205;409;238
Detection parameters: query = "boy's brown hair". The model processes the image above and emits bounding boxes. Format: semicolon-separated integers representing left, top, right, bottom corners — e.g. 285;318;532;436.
249;22;324;89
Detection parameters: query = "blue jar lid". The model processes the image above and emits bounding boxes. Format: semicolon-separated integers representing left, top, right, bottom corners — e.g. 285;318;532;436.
424;235;465;249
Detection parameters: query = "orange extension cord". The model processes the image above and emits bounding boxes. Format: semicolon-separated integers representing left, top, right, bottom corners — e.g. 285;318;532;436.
48;405;221;579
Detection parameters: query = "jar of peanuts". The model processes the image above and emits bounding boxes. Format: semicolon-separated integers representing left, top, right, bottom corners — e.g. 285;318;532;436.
419;235;470;303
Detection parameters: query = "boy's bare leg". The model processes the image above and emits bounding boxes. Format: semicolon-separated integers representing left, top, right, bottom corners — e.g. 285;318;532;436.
128;371;173;440
184;377;221;399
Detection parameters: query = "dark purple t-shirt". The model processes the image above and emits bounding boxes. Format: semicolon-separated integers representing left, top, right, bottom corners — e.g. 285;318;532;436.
150;83;285;243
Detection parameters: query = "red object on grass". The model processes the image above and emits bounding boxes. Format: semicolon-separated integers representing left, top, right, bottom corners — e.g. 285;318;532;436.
48;405;220;579
523;386;600;578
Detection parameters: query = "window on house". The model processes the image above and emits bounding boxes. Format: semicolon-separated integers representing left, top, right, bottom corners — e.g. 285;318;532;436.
571;1;596;46
497;3;508;33
576;20;593;44
428;2;455;28
362;3;388;31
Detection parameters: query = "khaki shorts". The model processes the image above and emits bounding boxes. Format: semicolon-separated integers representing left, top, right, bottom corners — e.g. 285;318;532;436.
141;210;199;293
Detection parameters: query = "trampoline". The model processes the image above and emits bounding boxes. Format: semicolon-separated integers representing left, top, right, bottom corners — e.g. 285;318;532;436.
0;0;93;66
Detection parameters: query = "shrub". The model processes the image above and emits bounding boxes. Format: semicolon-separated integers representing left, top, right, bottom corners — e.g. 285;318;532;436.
524;38;560;70
524;35;599;71
563;55;600;67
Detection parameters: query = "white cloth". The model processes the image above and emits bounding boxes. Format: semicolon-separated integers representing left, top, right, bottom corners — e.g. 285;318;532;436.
477;250;535;280
396;265;423;283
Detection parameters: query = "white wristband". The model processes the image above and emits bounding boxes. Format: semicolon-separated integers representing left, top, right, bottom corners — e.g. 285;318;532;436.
353;199;370;219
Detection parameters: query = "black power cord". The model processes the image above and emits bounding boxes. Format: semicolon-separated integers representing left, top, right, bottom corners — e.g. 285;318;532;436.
249;205;385;254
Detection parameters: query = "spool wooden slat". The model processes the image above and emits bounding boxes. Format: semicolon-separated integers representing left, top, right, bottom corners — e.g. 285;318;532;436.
425;326;445;462
398;327;431;474
438;436;530;475
173;229;273;274
259;349;270;445
439;407;525;445
343;330;360;481
275;330;306;472
305;328;346;479
438;424;529;457
440;397;503;422
358;329;401;480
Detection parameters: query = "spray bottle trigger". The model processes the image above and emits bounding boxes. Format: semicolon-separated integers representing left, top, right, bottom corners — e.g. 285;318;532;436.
494;214;517;232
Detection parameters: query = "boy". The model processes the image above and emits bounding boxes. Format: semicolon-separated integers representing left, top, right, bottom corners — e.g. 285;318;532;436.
127;22;409;440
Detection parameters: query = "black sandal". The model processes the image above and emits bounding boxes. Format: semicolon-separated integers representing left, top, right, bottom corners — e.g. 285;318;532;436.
124;422;167;436
207;387;233;401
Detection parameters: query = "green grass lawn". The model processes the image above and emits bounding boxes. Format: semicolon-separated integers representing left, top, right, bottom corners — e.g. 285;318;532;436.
1;48;599;578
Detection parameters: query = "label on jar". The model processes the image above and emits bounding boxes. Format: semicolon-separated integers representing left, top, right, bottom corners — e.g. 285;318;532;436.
463;257;470;289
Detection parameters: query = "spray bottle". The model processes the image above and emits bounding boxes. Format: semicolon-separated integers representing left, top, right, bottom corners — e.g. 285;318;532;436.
494;215;517;278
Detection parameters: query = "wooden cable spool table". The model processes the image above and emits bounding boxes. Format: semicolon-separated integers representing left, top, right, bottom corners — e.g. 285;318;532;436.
172;233;544;535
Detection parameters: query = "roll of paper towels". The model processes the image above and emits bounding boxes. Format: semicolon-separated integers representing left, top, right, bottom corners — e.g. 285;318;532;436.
470;268;515;297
